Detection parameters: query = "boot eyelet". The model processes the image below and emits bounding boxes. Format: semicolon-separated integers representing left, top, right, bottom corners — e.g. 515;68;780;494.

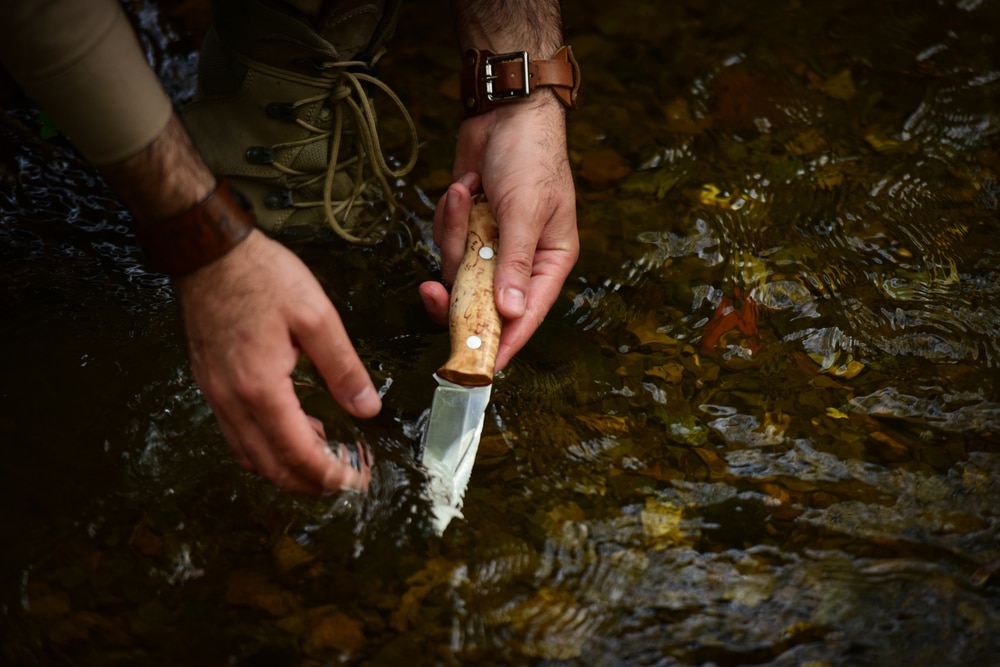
266;102;298;122
265;189;295;209
245;146;275;164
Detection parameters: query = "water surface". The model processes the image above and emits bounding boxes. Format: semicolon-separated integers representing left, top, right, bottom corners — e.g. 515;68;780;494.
2;0;999;665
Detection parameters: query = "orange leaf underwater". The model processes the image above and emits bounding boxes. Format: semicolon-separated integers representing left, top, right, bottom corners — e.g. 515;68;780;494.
701;287;762;354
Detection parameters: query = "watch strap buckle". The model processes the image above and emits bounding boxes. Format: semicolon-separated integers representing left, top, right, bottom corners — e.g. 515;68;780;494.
485;51;530;102
461;46;580;117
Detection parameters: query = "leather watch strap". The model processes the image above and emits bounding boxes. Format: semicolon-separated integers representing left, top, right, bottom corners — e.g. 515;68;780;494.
134;178;257;277
461;45;581;117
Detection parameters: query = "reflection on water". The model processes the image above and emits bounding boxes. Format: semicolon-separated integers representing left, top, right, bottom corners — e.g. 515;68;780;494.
2;0;1000;665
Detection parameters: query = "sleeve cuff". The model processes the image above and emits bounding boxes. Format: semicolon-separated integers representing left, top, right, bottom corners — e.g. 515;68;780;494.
6;0;173;165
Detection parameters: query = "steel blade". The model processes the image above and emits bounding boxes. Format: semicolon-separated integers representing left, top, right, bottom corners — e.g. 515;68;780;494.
422;373;492;533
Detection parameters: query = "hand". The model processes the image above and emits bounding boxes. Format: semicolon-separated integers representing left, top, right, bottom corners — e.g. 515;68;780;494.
173;230;381;494
419;97;579;370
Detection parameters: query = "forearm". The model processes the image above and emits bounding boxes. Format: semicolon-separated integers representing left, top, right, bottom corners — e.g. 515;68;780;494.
451;0;564;54
99;114;215;223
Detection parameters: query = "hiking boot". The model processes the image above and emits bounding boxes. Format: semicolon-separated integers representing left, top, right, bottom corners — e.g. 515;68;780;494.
182;0;417;243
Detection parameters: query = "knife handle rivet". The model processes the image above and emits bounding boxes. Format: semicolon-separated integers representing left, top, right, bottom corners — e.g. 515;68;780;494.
479;247;495;260
466;335;483;350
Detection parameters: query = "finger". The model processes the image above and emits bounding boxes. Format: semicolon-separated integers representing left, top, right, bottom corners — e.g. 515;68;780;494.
418;280;450;326
431;189;449;248
214;409;255;472
245;379;372;494
433;180;476;285
330;441;373;491
187;362;261;474
306;415;327;439
454;118;490;178
493;184;580;319
291;299;382;420
307;417;372;491
491;197;541;321
204;356;371;495
215;404;327;495
458;171;482;194
493;269;565;371
236;386;372;495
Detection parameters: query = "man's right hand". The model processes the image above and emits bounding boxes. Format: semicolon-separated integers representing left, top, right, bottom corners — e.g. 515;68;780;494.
173;229;381;495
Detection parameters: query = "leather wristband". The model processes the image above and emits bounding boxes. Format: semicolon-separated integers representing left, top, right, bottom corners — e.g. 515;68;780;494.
134;178;256;277
460;45;581;117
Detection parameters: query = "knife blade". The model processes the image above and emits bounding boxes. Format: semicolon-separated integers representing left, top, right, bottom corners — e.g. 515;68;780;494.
422;194;502;534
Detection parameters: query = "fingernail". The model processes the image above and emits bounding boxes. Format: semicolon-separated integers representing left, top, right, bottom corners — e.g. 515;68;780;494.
502;287;526;317
458;172;478;190
446;188;461;211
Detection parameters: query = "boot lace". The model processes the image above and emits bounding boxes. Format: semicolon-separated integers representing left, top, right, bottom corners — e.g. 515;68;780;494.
234;49;419;244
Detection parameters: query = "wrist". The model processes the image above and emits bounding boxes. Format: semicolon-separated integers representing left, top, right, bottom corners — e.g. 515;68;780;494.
462;85;568;140
135;178;258;277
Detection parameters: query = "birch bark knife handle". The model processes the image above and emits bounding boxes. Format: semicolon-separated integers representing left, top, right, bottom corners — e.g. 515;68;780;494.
437;195;502;387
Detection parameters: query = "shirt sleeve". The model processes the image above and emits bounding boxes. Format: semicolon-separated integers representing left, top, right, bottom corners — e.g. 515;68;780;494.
0;0;173;165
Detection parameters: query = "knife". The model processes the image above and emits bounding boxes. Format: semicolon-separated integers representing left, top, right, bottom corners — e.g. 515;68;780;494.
422;194;502;534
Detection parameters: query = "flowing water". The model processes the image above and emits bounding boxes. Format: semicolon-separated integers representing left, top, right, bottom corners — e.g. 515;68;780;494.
2;0;1000;665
